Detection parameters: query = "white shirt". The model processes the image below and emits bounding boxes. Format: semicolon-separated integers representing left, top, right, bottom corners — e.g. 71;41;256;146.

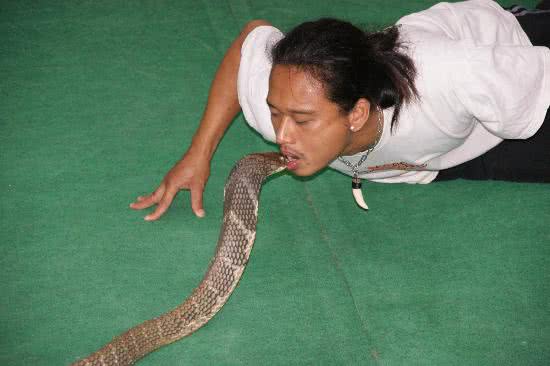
237;0;550;184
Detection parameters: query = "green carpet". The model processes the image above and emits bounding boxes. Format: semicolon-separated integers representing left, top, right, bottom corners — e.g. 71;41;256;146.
1;1;548;365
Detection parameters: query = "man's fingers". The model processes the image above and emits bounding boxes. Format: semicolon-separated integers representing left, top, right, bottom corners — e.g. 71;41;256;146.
144;188;178;221
190;185;205;218
130;187;165;210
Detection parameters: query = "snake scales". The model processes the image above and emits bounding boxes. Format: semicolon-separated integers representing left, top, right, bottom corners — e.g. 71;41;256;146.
71;152;286;365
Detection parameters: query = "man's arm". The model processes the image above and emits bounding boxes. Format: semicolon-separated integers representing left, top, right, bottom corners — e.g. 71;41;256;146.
130;20;272;220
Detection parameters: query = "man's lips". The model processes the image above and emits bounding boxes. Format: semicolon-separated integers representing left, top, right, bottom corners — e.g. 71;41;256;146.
286;159;299;170
280;147;301;170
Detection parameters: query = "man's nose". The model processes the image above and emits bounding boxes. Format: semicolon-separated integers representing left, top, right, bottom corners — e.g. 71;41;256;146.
275;117;294;145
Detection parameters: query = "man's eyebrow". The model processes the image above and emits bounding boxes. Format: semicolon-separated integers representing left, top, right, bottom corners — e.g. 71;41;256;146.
266;100;316;115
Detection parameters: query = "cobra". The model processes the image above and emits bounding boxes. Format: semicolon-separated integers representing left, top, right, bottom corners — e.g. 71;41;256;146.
71;152;286;366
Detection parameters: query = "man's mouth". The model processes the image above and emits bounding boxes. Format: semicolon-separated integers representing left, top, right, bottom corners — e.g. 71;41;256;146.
281;149;301;171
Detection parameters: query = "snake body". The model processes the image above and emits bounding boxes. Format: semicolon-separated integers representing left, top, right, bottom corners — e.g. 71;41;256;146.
72;152;286;366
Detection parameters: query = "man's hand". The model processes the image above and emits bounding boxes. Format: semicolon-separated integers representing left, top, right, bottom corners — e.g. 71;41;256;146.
130;152;210;220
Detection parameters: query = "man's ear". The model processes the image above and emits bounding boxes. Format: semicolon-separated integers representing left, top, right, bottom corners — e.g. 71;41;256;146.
348;98;371;132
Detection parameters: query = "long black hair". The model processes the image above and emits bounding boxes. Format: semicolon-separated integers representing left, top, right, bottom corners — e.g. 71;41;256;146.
271;18;418;131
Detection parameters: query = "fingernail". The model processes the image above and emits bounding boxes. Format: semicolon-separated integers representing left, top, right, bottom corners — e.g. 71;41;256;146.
197;209;205;218
144;215;151;221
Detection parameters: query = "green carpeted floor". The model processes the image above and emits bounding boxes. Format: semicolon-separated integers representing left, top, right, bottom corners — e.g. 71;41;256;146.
1;0;548;365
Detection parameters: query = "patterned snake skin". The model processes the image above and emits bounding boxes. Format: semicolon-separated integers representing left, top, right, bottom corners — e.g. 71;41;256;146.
71;152;286;365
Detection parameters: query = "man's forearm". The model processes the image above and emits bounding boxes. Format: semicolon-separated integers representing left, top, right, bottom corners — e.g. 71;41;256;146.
189;20;272;159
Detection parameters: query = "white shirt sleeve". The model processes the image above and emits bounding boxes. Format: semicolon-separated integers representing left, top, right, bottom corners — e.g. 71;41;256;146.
237;25;284;143
453;40;550;140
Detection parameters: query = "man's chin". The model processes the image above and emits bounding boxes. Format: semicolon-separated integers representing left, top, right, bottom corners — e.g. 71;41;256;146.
290;170;308;177
289;165;322;177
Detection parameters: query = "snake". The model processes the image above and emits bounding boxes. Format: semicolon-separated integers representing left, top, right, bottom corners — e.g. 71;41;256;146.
71;152;286;366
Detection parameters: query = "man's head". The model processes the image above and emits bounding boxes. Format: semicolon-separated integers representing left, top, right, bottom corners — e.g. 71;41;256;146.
268;18;418;176
267;64;371;176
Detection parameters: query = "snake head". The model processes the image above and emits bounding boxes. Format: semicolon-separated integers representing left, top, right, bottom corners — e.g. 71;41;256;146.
241;152;287;177
261;152;287;176
225;152;286;193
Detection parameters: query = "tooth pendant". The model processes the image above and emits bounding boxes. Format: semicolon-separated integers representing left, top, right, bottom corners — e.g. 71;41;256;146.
352;175;369;210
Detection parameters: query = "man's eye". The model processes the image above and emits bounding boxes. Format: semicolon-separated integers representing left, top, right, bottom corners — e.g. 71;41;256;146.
295;120;310;124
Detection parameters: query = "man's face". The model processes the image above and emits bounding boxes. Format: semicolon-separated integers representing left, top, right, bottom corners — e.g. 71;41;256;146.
268;65;351;176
